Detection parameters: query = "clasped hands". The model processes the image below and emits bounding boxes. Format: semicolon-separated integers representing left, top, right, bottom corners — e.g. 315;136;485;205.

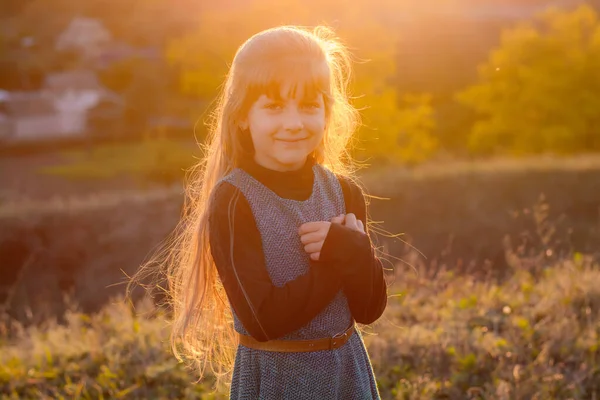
298;213;366;262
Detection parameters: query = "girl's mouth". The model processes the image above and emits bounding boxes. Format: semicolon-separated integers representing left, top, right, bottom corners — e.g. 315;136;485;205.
277;137;308;143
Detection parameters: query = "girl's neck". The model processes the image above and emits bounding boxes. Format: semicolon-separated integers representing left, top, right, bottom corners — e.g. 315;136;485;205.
240;154;315;178
243;154;315;173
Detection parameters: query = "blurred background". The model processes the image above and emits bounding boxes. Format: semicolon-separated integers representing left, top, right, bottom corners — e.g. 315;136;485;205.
1;0;600;398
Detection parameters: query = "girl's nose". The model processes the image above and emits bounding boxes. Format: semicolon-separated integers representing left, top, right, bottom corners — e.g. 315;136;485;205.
283;109;304;132
285;121;303;132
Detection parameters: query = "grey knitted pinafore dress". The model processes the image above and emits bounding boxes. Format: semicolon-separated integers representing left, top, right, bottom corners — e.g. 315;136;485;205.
220;163;380;400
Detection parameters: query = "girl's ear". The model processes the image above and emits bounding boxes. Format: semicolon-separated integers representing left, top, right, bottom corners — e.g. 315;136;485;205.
239;119;249;131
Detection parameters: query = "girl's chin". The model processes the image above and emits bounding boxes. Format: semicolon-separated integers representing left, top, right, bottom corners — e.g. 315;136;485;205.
276;150;312;163
275;157;307;168
267;153;310;169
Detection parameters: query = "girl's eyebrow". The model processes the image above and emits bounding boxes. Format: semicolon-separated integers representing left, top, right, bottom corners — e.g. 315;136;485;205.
262;92;321;102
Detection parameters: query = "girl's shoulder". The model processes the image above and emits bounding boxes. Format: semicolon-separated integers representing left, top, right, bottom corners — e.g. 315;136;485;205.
208;178;248;216
314;163;364;198
210;167;250;200
334;173;365;198
210;178;238;201
332;173;367;213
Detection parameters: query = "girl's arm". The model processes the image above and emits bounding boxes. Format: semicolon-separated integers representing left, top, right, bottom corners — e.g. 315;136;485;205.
208;182;343;342
319;177;388;325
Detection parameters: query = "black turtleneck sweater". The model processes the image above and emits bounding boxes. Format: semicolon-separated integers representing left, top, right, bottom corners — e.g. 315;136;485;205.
207;157;388;342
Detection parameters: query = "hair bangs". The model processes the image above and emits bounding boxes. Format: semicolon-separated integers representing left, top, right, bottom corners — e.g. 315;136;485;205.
243;56;331;108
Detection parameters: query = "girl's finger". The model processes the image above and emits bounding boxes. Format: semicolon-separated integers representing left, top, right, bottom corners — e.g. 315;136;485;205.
345;213;358;231
300;231;324;245
357;220;365;233
331;214;345;224
304;241;324;254
298;221;325;235
310;252;320;261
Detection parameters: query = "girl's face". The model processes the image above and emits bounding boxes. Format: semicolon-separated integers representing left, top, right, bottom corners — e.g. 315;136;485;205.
241;82;326;172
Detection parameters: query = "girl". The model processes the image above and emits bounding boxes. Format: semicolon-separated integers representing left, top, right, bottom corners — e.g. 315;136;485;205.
133;25;388;399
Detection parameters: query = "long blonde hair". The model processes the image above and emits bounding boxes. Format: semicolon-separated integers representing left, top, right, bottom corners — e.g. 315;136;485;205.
127;25;362;389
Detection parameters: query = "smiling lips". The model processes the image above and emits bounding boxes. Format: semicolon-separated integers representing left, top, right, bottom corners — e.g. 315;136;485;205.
277;137;308;143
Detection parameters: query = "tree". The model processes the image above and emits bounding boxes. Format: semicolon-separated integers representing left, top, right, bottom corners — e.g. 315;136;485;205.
338;18;439;164
354;89;437;164
394;93;438;164
456;5;600;155
97;55;181;134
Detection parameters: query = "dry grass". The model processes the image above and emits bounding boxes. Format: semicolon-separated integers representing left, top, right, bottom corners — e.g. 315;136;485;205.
0;296;220;399
1;253;598;399
369;255;600;399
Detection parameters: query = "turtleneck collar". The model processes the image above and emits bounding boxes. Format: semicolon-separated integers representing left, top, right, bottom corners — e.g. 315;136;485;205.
238;154;316;201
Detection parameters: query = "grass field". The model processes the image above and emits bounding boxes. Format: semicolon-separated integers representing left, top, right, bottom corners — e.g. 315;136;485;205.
1;254;598;399
1;148;600;399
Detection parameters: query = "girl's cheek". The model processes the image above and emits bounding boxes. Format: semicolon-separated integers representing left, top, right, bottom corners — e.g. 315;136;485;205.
305;117;326;132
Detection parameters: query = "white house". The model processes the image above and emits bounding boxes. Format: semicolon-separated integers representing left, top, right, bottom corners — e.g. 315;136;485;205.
0;70;109;142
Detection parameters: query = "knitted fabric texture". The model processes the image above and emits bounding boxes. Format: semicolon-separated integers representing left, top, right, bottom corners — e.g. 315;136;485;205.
220;163;380;400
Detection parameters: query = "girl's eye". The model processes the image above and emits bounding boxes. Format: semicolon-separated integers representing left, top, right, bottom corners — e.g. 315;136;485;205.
302;102;321;109
265;103;283;110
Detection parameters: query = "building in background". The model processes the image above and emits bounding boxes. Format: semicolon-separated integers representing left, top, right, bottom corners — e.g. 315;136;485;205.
0;17;125;144
0;70;120;143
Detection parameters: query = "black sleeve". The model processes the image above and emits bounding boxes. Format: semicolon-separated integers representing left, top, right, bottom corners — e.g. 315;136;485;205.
319;176;388;325
207;181;344;342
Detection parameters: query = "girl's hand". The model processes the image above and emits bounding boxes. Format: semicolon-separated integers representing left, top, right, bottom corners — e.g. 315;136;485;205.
342;213;366;235
298;220;337;262
330;214;345;225
331;213;366;234
299;213;366;261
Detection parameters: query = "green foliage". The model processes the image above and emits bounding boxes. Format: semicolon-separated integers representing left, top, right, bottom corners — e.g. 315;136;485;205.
97;57;182;130
166;24;234;99
165;6;280;99
37;137;197;186
393;94;438;165
354;89;438;165
457;5;600;156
